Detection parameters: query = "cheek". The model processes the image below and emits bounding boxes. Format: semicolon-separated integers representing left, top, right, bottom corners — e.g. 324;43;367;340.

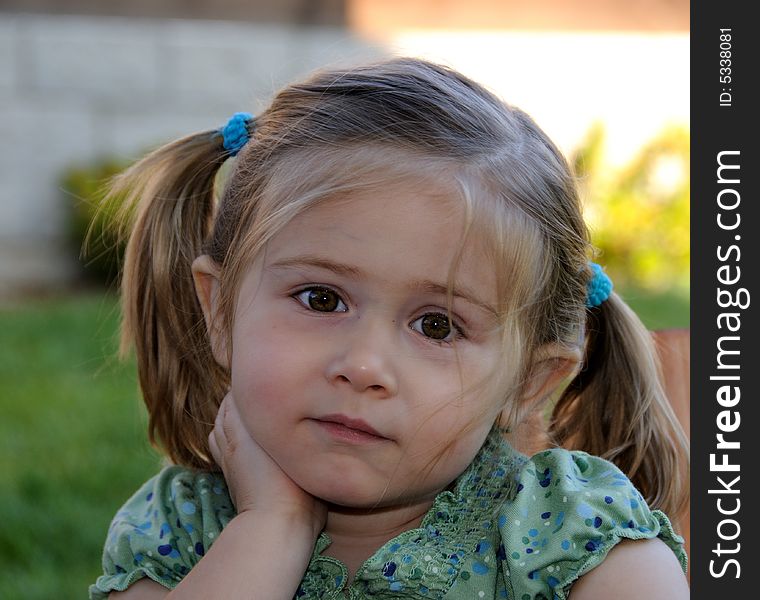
405;361;497;424
400;407;495;493
229;320;314;417
404;358;503;459
416;392;498;443
420;352;502;418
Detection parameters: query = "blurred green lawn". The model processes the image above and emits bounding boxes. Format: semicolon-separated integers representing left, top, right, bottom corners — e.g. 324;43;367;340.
0;293;162;599
0;289;688;598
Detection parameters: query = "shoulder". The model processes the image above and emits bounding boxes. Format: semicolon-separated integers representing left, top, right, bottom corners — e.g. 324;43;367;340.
89;466;235;600
508;445;651;524
570;538;689;599
496;447;687;600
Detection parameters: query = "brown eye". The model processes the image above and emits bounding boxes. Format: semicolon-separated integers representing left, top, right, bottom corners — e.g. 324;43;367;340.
294;287;347;312
412;313;453;341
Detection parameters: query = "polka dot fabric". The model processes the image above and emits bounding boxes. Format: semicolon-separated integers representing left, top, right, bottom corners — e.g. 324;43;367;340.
498;449;687;600
89;430;686;599
89;467;235;597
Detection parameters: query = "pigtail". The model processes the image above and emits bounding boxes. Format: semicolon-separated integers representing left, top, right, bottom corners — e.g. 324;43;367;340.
105;129;231;468
549;293;689;520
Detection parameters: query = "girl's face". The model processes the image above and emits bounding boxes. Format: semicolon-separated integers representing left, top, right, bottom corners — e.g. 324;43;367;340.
222;184;507;508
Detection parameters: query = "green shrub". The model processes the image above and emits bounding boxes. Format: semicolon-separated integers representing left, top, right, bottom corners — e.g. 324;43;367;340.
61;158;132;286
572;125;690;295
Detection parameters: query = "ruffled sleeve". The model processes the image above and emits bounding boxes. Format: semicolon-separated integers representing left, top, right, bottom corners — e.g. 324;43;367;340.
89;466;235;599
498;448;686;600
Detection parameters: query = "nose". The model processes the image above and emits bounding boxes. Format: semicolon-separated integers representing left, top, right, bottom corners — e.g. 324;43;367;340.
324;318;398;398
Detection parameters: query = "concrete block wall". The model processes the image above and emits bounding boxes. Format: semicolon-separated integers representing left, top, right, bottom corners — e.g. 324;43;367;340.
0;13;383;296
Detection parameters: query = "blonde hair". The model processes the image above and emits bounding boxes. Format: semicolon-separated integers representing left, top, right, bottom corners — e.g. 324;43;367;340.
106;57;688;519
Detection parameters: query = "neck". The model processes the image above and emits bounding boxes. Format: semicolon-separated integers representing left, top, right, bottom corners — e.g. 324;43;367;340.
322;498;434;582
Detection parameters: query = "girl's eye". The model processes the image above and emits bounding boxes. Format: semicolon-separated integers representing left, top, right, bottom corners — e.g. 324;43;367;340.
294;287;348;313
410;313;462;343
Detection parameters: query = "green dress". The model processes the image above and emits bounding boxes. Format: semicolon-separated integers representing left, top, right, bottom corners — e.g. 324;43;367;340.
90;429;686;599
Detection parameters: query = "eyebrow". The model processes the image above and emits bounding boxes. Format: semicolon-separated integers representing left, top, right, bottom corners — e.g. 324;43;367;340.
267;255;496;316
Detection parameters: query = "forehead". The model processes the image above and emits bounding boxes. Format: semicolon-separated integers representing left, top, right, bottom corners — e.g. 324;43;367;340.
262;179;498;307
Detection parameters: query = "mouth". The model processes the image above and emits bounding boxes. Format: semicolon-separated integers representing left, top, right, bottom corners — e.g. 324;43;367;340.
312;414;389;443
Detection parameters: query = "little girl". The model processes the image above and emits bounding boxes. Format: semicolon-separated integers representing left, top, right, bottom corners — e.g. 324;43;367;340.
90;57;689;600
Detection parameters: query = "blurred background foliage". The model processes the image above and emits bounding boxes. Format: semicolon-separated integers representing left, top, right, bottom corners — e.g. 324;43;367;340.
572;124;690;295
63;159;130;287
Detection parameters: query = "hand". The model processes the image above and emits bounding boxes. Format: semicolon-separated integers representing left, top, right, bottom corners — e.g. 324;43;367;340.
208;393;327;536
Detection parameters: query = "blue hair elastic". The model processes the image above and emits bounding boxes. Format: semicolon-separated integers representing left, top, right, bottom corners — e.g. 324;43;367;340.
220;112;254;156
586;262;613;308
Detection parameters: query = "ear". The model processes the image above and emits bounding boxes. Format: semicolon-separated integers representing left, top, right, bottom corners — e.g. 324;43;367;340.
500;344;581;427
191;255;229;369
500;344;581;454
520;344;582;408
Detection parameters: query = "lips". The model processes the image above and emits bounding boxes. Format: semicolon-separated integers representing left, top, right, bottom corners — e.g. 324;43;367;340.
313;414;388;440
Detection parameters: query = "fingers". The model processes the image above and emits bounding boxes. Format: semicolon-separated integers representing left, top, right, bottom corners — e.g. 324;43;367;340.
209;393;231;469
209;392;249;465
221;392;244;440
208;428;222;467
227;394;246;447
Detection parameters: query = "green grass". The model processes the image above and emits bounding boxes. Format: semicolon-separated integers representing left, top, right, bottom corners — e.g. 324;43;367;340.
0;288;688;598
0;293;162;599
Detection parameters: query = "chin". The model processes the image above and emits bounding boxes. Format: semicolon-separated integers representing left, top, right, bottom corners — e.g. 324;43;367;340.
307;471;448;512
300;475;396;509
318;485;386;508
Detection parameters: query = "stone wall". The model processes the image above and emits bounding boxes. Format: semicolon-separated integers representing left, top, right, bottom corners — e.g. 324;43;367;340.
0;13;380;295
